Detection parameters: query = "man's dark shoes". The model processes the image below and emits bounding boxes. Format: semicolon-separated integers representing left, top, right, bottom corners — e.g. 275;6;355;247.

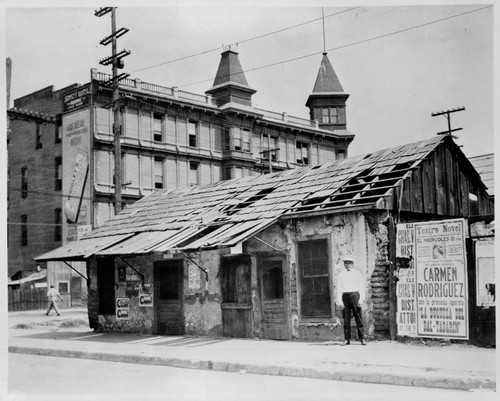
360;339;367;346
341;340;350;346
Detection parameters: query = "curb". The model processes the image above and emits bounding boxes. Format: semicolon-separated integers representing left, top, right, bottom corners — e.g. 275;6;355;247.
9;345;495;392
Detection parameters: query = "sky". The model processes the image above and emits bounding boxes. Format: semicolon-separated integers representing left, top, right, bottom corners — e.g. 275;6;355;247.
2;0;496;160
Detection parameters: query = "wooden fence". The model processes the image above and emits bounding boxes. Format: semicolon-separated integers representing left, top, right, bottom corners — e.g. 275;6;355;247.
8;288;47;311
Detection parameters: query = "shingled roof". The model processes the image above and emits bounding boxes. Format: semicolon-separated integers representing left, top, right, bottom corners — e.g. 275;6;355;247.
36;136;451;262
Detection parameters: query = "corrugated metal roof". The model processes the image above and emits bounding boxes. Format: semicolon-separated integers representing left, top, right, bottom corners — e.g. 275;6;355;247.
96;230;179;256
34;234;133;261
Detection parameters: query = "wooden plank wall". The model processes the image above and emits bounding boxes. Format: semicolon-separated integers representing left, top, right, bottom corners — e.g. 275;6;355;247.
8;288;47;311
400;143;493;217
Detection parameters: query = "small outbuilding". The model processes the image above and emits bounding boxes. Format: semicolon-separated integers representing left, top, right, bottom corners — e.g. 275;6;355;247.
36;136;493;342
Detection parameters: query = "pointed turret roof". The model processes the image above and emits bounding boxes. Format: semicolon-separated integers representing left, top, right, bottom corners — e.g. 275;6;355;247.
206;49;255;93
312;53;346;94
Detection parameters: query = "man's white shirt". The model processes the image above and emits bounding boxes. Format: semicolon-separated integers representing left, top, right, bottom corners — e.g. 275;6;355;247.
336;268;365;305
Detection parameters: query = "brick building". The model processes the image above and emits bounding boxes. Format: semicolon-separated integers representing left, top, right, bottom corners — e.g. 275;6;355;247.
8;50;354;305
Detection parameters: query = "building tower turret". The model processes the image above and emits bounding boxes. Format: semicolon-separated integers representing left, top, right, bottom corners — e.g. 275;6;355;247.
306;53;349;132
206;49;256;107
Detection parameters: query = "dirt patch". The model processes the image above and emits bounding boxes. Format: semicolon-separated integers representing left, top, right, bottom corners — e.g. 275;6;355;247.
11;319;88;330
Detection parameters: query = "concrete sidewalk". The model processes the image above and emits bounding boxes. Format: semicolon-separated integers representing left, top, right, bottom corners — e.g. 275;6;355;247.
8;310;496;392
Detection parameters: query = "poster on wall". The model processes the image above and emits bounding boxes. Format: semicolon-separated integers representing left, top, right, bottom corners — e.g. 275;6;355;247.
396;223;417;337
139;284;153;307
116;298;130;320
475;240;495;307
414;219;468;339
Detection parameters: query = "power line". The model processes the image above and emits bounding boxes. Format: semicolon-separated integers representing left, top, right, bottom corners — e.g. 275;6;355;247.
130;7;361;74
179;4;492;89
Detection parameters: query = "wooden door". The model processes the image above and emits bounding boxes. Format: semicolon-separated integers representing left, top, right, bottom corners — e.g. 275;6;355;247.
221;256;252;338
154;260;184;335
259;257;288;340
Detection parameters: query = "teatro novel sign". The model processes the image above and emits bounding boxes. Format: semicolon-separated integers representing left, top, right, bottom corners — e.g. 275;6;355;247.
396;219;469;340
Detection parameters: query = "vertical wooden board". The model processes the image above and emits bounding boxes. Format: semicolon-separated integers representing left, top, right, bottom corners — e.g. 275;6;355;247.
459;170;469;216
422;158;436;214
400;178;411;211
446;149;458;216
434;147;447;215
411;167;424;213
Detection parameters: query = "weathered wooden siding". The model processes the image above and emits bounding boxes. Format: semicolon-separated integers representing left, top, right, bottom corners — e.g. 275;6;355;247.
400;142;493;217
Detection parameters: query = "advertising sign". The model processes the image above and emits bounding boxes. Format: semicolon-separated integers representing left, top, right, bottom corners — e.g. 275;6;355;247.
475;240;495;307
63;85;91;112
62;109;91;243
116;298;130;320
415;219;468;339
396;223;417;337
139;284;153;307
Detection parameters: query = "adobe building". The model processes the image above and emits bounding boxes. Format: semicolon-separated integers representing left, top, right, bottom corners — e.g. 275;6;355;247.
9;51;354;306
36;136;494;345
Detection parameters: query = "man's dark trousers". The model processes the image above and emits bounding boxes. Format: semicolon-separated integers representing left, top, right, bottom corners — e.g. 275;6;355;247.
342;291;364;341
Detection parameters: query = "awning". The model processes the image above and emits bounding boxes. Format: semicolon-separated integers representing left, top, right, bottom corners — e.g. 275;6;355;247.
8;269;47;286
34;234;133;262
96;230;178;256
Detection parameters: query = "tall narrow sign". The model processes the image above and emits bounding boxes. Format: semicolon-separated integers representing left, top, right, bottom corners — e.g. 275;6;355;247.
414;219;468;339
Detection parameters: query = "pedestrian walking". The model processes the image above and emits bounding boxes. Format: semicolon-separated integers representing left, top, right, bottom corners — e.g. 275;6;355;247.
46;285;63;316
336;256;366;346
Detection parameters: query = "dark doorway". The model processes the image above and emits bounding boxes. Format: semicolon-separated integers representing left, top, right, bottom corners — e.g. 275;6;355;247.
154;260;184;335
259;257;288;340
221;255;252;338
97;257;115;315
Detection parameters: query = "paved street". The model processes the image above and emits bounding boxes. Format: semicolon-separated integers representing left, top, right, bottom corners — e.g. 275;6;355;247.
9;353;460;401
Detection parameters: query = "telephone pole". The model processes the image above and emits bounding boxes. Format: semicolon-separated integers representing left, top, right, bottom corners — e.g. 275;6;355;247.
95;7;130;215
431;106;465;137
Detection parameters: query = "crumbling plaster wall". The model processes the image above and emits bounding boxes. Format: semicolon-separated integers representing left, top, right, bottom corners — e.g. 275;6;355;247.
246;210;390;341
88;251;224;335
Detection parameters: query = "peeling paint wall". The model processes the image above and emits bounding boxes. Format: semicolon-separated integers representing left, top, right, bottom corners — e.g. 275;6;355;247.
248;210;390;341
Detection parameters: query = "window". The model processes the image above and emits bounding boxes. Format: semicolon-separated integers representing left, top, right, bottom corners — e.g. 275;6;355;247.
298;239;331;318
153;114;163;142
188;120;198;147
296;142;309;165
320;107;339;124
21;215;28;246
36;123;42;149
223;167;232;180
262;259;284;299
54;208;62;242
223;128;231;151
189;162;199;186
58;281;69;294
337;149;346;161
232;128;251;152
21;167;28;198
154;159;164;189
55;157;62;191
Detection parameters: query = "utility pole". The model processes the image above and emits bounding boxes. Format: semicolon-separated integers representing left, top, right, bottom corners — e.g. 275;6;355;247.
95;7;130;215
431;106;465;137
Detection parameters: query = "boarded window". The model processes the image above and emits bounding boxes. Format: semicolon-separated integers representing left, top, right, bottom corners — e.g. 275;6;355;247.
58;281;69;294
298;239;331;318
125;109;139;139
140;111;152;142
189;162;199;186
188;120;198;147
97;258;115;315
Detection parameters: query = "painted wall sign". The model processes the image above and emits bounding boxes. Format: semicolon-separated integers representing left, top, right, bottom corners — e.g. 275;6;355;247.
63;85;91;112
475;239;495;307
62;109;91;243
414;219;468;339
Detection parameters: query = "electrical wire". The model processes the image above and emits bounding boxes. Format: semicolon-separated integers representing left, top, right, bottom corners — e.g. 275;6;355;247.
178;4;492;89
130;7;361;74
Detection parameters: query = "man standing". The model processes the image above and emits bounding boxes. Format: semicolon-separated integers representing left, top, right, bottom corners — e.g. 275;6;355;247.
336;256;366;346
46;285;63;316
